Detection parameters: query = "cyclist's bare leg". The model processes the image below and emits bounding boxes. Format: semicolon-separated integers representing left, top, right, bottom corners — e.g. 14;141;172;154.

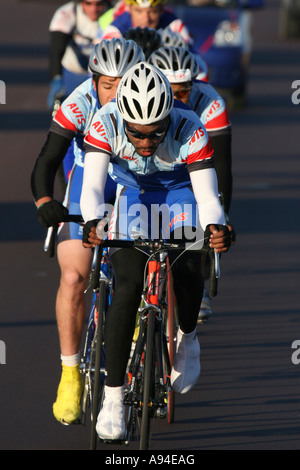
56;239;92;356
53;239;92;425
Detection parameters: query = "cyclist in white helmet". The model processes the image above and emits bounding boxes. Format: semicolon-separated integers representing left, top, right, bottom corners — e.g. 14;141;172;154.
148;46;235;321
100;0;192;43
158;26;209;82
80;62;231;440
31;38;145;426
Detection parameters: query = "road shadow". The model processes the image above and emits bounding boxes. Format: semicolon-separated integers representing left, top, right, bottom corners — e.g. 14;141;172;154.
0;202;45;241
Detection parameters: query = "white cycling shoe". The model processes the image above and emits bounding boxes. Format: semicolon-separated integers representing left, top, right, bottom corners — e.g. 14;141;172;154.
96;385;126;441
171;327;200;394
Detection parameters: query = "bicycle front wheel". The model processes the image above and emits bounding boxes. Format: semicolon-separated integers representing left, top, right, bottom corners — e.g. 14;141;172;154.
90;281;107;450
166;262;176;424
140;308;156;450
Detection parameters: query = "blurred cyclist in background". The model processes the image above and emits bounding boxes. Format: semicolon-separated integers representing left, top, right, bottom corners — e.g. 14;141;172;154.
148;46;235;320
158;26;209;82
100;0;191;43
47;0;113;112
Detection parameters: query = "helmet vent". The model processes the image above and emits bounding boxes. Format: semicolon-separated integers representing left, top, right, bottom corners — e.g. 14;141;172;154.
115;48;121;65
156;92;165;118
133;99;143;119
128;50;134;63
147;97;155;118
148;77;155;93
102;48;107;62
123;96;135;120
131;80;139;93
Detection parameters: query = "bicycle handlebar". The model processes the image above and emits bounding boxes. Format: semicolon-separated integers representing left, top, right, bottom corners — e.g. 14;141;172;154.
43;215;83;258
91;237;219;297
43;215;220;297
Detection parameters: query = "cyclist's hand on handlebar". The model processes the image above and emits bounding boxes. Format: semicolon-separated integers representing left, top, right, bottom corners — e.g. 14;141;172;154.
37;200;69;228
82;219;102;248
205;224;231;253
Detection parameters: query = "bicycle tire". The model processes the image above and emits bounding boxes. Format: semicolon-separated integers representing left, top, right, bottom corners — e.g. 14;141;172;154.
140;308;156;450
208;249;218;298
80;313;96;426
166;262;176;424
90;281;106;450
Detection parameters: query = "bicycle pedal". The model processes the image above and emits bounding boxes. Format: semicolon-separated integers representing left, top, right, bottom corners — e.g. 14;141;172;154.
59;418;81;426
197;316;210;324
155;407;167;419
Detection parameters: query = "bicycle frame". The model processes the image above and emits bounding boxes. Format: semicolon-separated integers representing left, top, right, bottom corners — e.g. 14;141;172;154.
43;222;220;450
123;246;175;449
79;245;113;450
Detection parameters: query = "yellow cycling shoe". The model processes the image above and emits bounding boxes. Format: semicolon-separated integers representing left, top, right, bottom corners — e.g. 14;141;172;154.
53;363;83;425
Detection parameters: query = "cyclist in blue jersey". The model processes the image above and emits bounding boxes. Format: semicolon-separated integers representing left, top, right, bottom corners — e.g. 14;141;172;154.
100;0;191;43
80;62;231;440
31;38;145;426
148;46;235;320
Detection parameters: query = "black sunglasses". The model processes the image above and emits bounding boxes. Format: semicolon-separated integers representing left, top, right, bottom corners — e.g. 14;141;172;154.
124;119;169;141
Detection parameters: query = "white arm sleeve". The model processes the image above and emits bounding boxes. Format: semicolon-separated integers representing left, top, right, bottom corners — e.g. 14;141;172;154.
190;168;226;230
80;151;110;222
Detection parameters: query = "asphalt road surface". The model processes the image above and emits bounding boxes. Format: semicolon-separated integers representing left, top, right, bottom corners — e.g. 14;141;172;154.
0;0;300;451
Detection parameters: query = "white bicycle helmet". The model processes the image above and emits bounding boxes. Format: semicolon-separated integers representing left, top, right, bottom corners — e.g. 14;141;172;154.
158;27;188;49
125;0;167;7
89;38;145;77
116;62;174;124
148;46;199;83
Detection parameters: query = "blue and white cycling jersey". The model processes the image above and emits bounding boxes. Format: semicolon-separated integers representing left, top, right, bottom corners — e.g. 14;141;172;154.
82;101;226;240
84;100;214;192
188;80;231;134
50;78;117;241
51;77;101;169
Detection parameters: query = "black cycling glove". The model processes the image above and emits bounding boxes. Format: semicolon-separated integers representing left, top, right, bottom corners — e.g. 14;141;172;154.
37;200;69;228
82;219;101;244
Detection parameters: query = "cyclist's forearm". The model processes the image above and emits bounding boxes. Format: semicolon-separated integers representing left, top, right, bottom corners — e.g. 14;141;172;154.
190;168;226;229
209;131;232;215
80;151;110;222
31;131;72;201
49;31;71;79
